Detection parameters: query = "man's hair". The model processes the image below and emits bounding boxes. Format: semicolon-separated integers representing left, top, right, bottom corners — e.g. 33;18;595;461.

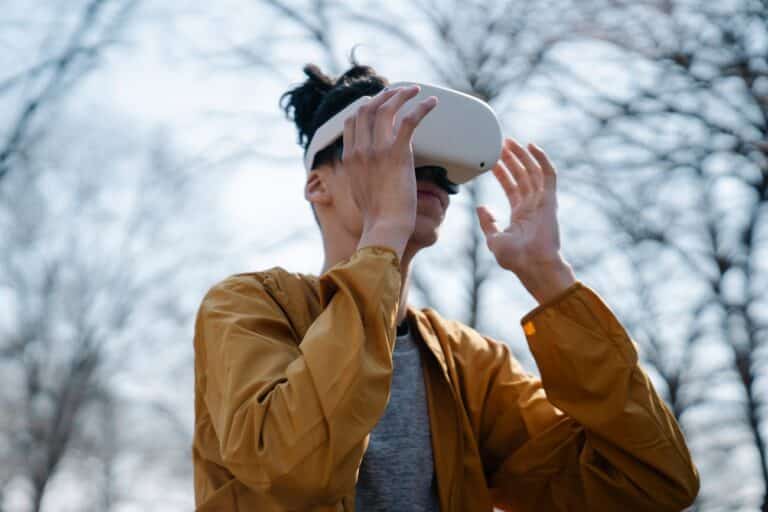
280;57;389;229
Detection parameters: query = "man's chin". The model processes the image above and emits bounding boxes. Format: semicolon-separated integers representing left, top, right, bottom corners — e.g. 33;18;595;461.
409;215;442;247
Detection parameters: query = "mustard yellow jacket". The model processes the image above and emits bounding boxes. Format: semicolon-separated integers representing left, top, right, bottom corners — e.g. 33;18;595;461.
192;245;700;511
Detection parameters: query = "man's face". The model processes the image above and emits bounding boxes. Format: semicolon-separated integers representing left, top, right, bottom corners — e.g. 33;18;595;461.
322;161;451;248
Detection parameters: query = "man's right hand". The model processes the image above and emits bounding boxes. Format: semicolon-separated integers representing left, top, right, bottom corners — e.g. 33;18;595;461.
343;85;438;262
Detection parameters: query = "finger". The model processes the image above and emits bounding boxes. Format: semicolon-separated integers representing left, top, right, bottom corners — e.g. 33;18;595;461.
354;89;398;150
342;111;356;161
506;139;542;192
476;205;500;238
528;143;558;186
492;160;521;206
500;146;531;197
374;85;420;144
394;96;438;147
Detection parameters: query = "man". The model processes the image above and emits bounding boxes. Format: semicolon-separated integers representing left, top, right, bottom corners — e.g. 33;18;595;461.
192;66;700;511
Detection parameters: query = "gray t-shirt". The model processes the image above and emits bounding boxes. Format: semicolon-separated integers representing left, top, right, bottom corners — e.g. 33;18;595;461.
355;321;441;511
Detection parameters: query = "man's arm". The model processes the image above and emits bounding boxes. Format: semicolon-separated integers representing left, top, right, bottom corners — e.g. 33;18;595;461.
195;245;401;509
456;281;700;511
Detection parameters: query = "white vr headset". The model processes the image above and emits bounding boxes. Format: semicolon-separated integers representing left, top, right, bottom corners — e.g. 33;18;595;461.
303;81;503;192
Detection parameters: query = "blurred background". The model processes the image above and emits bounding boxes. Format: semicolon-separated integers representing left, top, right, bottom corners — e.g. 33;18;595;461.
0;0;766;510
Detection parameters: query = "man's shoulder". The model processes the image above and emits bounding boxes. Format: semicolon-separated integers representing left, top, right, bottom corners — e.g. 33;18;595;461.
415;308;528;392
415;307;510;357
205;266;318;301
203;266;323;334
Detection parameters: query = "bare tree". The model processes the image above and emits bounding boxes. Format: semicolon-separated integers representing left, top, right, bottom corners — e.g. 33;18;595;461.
0;0;139;182
0;110;220;510
539;0;768;509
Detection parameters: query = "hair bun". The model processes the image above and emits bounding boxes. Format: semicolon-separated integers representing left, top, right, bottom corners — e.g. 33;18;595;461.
303;63;334;91
336;64;376;84
279;64;335;147
280;60;388;156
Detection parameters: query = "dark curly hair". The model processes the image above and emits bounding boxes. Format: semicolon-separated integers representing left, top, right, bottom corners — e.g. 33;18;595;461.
280;59;389;171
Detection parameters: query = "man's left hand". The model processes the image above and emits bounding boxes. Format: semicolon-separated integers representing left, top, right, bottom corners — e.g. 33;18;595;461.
476;138;576;304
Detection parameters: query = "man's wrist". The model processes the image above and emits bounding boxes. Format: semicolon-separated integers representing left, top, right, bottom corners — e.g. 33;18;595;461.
516;257;577;305
357;222;411;263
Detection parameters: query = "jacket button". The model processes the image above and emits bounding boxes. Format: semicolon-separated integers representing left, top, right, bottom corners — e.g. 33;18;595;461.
523;321;536;335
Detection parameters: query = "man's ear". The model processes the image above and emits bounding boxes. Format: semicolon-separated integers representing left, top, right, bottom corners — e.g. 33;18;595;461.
305;170;332;207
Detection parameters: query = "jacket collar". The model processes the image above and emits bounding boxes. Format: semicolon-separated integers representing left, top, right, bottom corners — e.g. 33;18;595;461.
406;303;450;379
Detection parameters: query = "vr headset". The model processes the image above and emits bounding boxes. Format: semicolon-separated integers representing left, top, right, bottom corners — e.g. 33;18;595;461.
303;81;503;195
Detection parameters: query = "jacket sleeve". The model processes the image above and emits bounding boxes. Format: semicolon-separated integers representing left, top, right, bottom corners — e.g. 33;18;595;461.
458;280;700;511
195;245;401;508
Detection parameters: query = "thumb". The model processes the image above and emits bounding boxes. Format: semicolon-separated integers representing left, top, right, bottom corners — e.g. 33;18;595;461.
476;205;500;238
